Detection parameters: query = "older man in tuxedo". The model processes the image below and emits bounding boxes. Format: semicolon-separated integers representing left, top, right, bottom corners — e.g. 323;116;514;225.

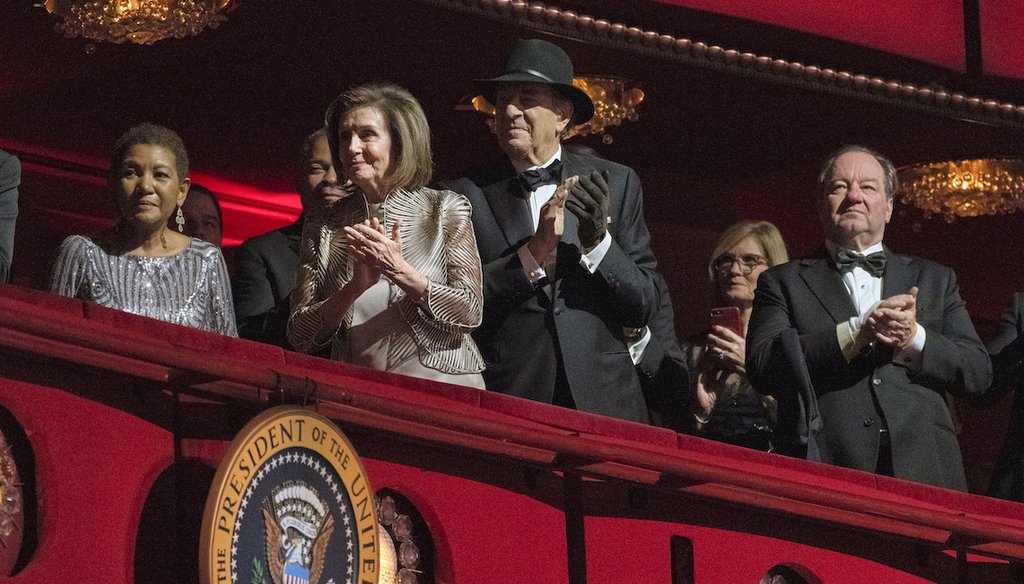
233;129;347;350
746;145;990;490
0;149;19;284
441;39;660;422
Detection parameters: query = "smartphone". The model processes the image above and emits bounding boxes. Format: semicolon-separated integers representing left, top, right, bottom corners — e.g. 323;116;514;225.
709;306;743;337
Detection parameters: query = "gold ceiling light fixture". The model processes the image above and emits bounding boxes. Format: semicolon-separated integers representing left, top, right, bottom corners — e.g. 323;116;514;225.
567;76;644;143
42;0;236;45
897;159;1024;222
457;75;645;144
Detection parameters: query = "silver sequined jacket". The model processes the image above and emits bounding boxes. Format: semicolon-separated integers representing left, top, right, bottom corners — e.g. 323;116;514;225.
287;187;485;374
50;235;237;336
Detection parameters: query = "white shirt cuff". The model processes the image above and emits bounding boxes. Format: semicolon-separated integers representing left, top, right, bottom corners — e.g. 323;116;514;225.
893;325;926;371
627;326;652;365
838;321;859;362
579;231;612;273
518;245;547;284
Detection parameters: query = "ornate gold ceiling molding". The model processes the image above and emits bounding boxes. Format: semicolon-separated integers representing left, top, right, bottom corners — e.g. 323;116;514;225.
415;0;1024;128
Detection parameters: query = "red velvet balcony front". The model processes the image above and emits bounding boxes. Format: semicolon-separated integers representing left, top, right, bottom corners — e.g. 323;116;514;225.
0;284;1022;583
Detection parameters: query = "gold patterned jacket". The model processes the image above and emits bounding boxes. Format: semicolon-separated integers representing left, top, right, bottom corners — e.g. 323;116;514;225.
287;187;485;374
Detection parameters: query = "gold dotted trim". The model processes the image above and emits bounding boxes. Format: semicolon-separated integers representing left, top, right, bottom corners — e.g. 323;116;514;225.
416;0;1024;127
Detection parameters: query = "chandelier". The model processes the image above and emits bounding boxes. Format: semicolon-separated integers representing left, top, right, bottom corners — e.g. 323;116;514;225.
897;159;1024;221
457;75;645;144
567;76;644;142
43;0;236;45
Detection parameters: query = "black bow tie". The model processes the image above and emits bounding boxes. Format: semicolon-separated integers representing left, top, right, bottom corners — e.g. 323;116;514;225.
516;160;562;196
835;249;887;277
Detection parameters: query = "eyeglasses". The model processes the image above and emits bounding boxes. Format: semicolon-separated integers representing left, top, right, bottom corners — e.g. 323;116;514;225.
713;253;767;275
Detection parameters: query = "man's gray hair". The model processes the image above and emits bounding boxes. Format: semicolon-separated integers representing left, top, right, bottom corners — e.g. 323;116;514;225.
817;145;899;200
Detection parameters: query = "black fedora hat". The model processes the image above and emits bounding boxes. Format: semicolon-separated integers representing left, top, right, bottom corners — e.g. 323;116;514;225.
476;39;595;125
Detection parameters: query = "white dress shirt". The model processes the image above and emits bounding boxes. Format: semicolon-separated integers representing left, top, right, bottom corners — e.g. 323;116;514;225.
832;241;925;370
516;146;613;284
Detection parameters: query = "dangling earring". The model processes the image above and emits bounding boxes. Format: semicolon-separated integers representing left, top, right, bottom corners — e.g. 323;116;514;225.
175;206;185;232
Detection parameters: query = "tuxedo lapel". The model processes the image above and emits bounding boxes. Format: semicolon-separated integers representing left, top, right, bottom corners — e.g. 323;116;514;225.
881;246;916;298
482;170;534;248
284;218;303;257
798;258;858;323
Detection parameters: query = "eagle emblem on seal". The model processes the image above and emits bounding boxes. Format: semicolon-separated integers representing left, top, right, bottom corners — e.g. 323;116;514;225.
262;481;335;584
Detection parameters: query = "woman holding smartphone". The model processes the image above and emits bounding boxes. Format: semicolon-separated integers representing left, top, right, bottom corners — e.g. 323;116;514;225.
690;220;788;450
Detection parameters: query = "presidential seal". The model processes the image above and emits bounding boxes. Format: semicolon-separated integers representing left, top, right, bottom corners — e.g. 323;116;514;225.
200;406;379;584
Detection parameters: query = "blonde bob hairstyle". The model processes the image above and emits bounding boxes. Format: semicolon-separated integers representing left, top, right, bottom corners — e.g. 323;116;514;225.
324;82;433;193
707;220;789;291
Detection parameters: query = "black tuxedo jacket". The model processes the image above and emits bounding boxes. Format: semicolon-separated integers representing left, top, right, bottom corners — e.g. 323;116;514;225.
747;246;991;490
441;150;659;423
233;219;303;350
0;150;20;284
636;272;691;428
986;292;1024;501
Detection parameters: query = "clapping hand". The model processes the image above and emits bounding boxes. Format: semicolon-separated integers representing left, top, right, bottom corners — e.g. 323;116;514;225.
566;170;611;252
344;217;402;288
527;175;578;265
694;325;746;424
867;286;919;350
694;371;717;423
705;325;747;375
345;217;430;301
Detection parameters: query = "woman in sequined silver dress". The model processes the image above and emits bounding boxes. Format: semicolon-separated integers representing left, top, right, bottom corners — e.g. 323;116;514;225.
50;123;237;336
288;83;485;388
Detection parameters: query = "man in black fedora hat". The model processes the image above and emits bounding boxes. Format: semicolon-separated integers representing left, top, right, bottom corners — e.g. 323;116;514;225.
441;39;660;423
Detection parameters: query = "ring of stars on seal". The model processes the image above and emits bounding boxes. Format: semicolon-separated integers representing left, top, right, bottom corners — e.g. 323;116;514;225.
200;406;380;584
